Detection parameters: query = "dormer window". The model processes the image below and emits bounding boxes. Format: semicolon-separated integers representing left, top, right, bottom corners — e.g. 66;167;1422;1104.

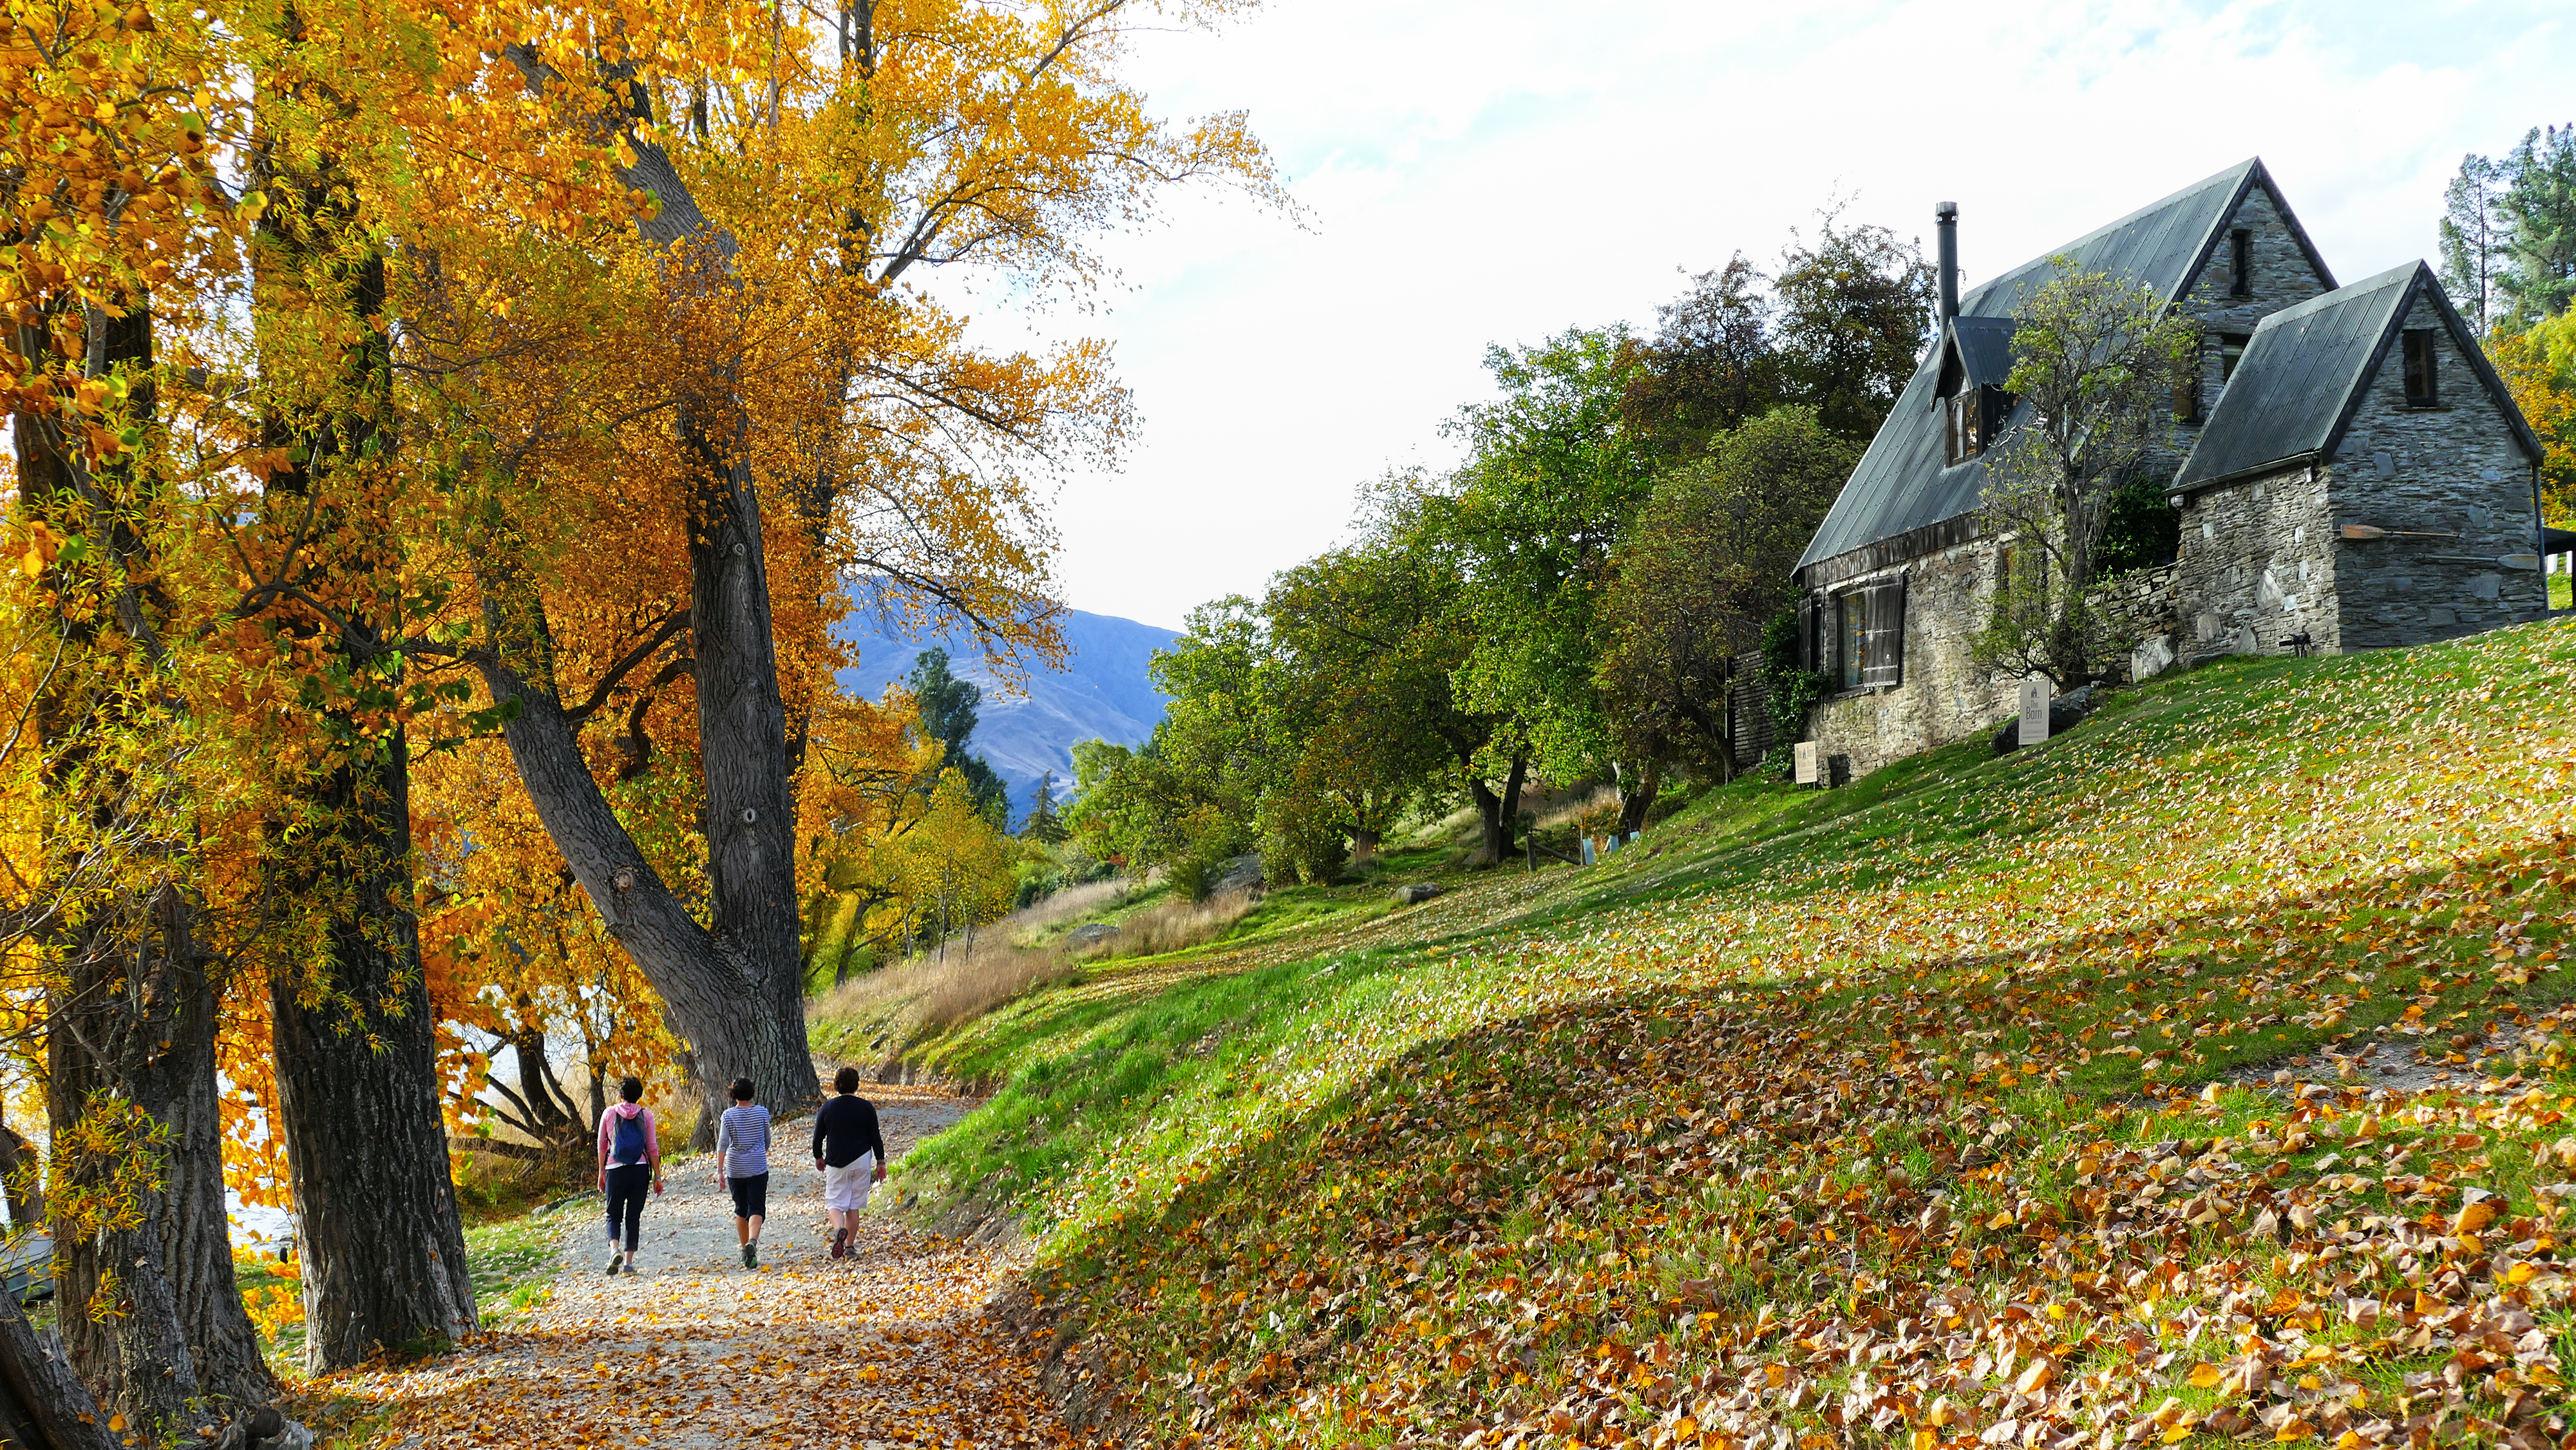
1946;385;2003;464
2228;229;2251;297
2402;330;2438;406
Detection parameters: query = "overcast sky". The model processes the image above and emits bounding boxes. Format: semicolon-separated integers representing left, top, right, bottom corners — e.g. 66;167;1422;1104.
967;0;2573;631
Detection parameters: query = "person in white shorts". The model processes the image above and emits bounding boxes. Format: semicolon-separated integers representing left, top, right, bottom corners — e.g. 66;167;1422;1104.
810;1065;887;1259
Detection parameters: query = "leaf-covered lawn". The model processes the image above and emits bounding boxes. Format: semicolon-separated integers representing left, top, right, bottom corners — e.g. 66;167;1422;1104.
867;620;2576;1448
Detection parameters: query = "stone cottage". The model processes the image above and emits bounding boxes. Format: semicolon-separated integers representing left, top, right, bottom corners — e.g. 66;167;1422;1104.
1788;158;2548;779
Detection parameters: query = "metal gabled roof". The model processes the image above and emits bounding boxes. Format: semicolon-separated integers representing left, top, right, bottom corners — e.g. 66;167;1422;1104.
2172;261;2544;491
1796;158;2329;577
1940;316;2019;391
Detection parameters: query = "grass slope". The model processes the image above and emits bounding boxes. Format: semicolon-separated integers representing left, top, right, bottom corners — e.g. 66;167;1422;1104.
842;622;2576;1449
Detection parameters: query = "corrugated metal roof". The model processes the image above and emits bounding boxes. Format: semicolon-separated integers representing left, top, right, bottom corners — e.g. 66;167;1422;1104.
1946;316;2018;389
2171;263;2417;490
1797;158;2298;575
2173;260;2544;490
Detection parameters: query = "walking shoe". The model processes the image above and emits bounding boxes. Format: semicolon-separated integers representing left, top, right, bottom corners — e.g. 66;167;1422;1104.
603;1250;623;1276
743;1242;757;1270
830;1228;849;1259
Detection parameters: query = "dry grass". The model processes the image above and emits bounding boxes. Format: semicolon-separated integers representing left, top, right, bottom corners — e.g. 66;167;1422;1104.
1095;886;1256;960
812;933;1081;1036
1010;877;1133;940
809;884;1264;1047
1531;784;1620;833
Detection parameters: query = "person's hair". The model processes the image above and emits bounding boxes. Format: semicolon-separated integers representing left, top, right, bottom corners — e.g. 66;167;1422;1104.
728;1076;755;1102
833;1066;861;1095
619;1076;643;1103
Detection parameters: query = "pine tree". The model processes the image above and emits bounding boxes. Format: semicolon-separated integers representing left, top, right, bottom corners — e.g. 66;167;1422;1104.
1023;772;1070;844
2440;151;2510;332
2499;124;2576;327
906;649;1011;824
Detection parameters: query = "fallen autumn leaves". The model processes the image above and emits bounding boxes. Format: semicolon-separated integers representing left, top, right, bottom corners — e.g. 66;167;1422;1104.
322;1086;1070;1448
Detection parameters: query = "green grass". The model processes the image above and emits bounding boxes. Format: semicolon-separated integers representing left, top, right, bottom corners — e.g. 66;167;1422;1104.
836;620;2576;1447
466;1203;569;1326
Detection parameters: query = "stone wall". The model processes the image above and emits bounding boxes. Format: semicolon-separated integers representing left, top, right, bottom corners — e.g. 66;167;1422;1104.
2325;292;2545;646
2175;461;2340;658
1807;537;2018;779
2174;290;2545;657
2166;184;2337;471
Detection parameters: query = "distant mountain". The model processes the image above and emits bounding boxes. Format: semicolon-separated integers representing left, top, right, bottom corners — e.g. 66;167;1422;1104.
831;606;1179;823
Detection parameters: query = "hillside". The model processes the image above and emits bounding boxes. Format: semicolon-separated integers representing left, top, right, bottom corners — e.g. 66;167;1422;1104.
833;606;1179;817
832;620;2576;1449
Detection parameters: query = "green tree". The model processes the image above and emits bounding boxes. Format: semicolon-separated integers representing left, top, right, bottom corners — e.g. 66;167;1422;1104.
1622;255;1783;461
1621;209;1934;460
1059;602;1274;893
906;648;1009;825
1260;493;1497;874
1973;261;2198;688
1021;771;1070;844
2498;124;2576;327
1432;327;1653;841
2441;151;2512;332
1769;211;1939;441
1593;408;1858;816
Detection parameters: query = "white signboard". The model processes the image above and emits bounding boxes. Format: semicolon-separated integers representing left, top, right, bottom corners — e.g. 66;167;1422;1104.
1792;741;1821;786
2018;676;2052;747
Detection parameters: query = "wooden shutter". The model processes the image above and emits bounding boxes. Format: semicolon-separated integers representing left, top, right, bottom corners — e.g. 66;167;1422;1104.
1861;578;1907;688
1796;594;1818;673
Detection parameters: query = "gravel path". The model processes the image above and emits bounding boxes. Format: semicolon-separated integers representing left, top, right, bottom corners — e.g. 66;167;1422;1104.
344;1085;1068;1448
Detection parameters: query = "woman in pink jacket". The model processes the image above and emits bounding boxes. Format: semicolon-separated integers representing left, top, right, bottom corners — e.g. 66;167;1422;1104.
596;1076;664;1275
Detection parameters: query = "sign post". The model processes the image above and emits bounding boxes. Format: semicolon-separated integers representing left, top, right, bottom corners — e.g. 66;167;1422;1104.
1793;741;1821;786
2018;676;2052;748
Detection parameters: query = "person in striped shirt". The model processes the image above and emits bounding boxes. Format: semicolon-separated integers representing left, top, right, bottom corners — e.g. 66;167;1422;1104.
712;1076;772;1269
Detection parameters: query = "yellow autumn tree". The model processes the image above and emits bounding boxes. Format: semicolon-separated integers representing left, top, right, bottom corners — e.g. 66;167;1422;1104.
2492;310;2576;520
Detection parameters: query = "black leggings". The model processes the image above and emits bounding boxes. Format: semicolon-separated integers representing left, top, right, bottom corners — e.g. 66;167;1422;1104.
605;1163;652;1251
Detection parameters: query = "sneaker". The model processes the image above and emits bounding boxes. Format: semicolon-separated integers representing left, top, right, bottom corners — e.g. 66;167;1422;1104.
603;1250;623;1276
743;1242;757;1270
830;1229;849;1259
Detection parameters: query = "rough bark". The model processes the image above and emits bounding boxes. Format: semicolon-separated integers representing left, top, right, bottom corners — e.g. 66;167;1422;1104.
0;1295;121;1450
467;620;797;1129
252;128;477;1373
19;298;274;1431
265;732;477;1371
682;423;817;1112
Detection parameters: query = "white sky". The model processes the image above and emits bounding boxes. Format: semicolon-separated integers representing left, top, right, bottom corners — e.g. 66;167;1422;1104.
965;0;2573;630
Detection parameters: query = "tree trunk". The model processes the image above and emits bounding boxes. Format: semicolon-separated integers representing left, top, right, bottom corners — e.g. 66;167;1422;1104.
47;891;218;1438
683;428;817;1112
469;631;800;1130
0;1121;39;1229
1350;828;1381;860
1469;753;1530;866
19;298;274;1432
1617;758;1661;835
252;137;477;1370
265;732;479;1372
0;1295;121;1450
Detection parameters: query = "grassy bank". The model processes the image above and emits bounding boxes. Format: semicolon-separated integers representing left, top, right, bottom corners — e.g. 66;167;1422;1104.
834;620;2576;1449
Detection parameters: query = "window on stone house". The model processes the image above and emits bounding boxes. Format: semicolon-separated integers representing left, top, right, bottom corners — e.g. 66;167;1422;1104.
1833;582;1907;690
2228;229;2251;297
2173;367;2202;425
1837;592;1866;689
2217;334;2250;385
1946;385;2006;464
2402;330;2438;405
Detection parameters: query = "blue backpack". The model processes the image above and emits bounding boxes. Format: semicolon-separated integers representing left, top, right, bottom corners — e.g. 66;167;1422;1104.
611;1111;647;1166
